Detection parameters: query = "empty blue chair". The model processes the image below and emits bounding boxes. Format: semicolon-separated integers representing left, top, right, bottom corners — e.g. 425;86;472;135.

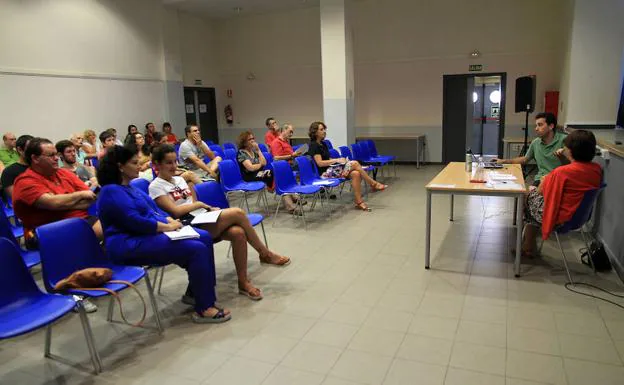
208;145;225;159
36;218;163;370
262;151;274;172
174;143;181;160
329;148;341;159
130;178;150;195
0;238;100;373
206;140;215;146
0;204;39;268
218;159;268;213
258;143;269;153
0;196;23;238
323;139;334;149
224;148;237;161
296;157;341;188
292;144;303;152
0;195;14;218
223;142;237;151
359;141;394;178
366;140;396;163
340;145;375;174
272;160;322;228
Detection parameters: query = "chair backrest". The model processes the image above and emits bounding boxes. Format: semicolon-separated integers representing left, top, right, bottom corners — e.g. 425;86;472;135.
262;152;274;171
218;159;244;189
357;141;373;160
0;238;42;307
223;142;237;151
351;143;365;161
206;140;215;146
558;184;607;233
258;143;269;153
36;218;112;292
174;143;181;159
224;148;237;161
194;181;230;209
0;208;19;248
130;178;150;195
323;139;334;149
295;156;319;185
329;148;341;158
339;145;353;160
366;140;379;157
208;145;225;158
272;160;298;193
90;157;99;169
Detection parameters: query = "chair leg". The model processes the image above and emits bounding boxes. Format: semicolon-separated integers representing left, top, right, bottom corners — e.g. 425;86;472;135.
554;232;575;285
76;301;102;373
244;192;251;212
260;221;268;247
44;324;52;357
143;270;164;333
299;194;307;229
157;267;165;295
226;243;232;258
272;195;284;226
580;228;597;274
106;296;115;322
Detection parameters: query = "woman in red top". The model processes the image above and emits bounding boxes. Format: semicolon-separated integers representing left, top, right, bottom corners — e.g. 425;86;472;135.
163;122;178;144
523;130;602;256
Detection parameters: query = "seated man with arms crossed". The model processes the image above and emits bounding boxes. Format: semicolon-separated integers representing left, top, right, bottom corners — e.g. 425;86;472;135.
1;135;33;201
179;125;221;180
56;140;99;190
494;112;568;187
264;117;279;146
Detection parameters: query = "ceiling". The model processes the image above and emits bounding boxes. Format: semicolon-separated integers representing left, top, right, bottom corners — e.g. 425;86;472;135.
163;0;321;19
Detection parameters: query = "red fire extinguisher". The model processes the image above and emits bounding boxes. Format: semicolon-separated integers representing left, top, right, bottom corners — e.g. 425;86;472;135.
224;104;233;125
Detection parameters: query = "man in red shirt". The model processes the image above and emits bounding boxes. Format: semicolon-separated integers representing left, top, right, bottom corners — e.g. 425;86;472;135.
270;123;296;161
12;138;102;248
264;117;279;146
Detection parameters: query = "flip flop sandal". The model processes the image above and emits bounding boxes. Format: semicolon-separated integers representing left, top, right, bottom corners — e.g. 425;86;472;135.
192;308;231;324
260;255;292;266
239;287;263;301
371;183;388;192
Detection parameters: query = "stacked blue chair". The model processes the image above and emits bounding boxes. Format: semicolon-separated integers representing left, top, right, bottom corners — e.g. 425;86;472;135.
357;141;392;178
0;204;40;268
340;145;375;174
218;159;268;213
130;178;150;195
361;140;396;177
0;196;23;238
37;218;164;372
223;142;237;151
224;148;237;161
272;160;322;228
0;239;100;373
258;143;269;153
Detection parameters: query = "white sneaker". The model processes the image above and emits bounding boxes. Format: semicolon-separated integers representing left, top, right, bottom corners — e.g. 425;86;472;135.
73;298;98;313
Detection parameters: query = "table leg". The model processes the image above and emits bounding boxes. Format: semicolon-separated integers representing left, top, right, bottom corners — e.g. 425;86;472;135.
417;138;420;169
514;194;524;277
513;197;518;226
425;190;432;269
449;194;454;221
506;142;510;159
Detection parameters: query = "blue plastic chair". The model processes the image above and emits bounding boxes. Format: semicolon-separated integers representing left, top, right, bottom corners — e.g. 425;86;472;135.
0;238;101;373
292;144;303;152
208;145;225;159
258;143;269;153
224;148;237;161
340;145;375;175
174;143;181;160
359;141;395;178
296;157;341;188
272;160;322;228
223;142;237;151
0;195;15;218
36;218;163;370
89;157;99;169
130;178;150;195
262;152;274;172
218;159;268;213
329;148;341;159
542;184;607;284
0;204;39;268
206;140;215;146
0;196;23;239
323;139;334;149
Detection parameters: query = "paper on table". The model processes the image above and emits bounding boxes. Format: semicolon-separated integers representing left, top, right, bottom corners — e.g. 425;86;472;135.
428;183;456;188
165;225;200;240
489;182;524;190
488;172;517;181
191;209;223;225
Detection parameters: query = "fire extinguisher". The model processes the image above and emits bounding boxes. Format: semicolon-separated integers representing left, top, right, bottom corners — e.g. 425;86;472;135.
224;104;233;125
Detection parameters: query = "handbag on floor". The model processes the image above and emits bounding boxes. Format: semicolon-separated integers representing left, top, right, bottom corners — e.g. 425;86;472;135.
54;267;147;326
580;241;612;272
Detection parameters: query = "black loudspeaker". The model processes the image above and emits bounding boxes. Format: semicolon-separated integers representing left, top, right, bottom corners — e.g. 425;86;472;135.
515;76;536;113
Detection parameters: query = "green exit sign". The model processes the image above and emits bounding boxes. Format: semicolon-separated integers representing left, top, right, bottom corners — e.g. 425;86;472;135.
469;64;483;72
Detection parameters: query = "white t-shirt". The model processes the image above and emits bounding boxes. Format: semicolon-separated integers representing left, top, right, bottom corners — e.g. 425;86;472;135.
149;176;193;207
179;139;208;171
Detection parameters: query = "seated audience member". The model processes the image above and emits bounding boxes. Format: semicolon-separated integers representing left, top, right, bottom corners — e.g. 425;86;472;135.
127;133;153;180
308;121;387;212
150;145;291;300
494;112;568;185
108;128;123;146
522;130;602;256
264;117;279;146
144;122;157;146
152;132;169;148
98;130;116;159
1;135;33;201
97;145;230;323
56;140;99;190
0;132;19;168
125;124;139;145
82;129;99;158
163;122;178;144
179;125;221;180
69;133;88;165
270;123;300;166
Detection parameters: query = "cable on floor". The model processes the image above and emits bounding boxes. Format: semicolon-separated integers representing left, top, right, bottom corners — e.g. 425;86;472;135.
564;282;624;310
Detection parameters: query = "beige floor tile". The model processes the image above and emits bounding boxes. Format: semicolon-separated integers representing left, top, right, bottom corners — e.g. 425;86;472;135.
505;379;551;385
237;334;300;364
554;313;609;338
260;313;318;339
280;341;343;374
260;366;325;385
347;327;405;357
330;349;393;385
506;350;567;385
449;342;506;376
322;302;373;326
558;333;622;365
396;334;453;365
204;356;275;385
507;308;557;332
322;377;367;385
615;339;624;362
303;320;359;348
564;358;624;385
461;303;507;325
408;314;459;340
376;291;423;313
363;308;414;333
417;295;464;319
382;358;446;385
605;319;624;340
456;320;506;348
444;367;505;385
507;327;560;355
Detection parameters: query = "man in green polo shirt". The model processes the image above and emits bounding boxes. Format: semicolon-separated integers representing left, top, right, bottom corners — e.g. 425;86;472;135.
0;132;20;167
494;112;567;186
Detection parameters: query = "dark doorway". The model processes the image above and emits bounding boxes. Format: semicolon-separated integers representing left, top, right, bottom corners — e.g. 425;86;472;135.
183;87;219;144
442;72;506;163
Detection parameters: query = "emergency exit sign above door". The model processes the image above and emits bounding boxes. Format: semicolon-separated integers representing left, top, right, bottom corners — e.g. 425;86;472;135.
469;64;483;72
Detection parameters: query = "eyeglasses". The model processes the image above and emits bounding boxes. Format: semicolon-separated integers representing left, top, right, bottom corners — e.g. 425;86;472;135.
40;153;59;159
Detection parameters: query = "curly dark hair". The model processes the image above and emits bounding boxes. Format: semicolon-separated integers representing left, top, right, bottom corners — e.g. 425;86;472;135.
237;130;254;149
308;121;326;141
96;145;137;186
126;132;151;156
563;130;596;162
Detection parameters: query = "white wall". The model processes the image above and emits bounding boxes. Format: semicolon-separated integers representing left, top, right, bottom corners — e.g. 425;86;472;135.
179;13;220;88
0;0;173;142
559;0;624;125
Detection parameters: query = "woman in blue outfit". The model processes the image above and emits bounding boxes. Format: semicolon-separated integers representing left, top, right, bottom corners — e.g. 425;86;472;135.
96;145;231;323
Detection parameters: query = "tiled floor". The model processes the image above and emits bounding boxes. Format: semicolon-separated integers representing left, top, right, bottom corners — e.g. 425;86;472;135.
2;165;624;385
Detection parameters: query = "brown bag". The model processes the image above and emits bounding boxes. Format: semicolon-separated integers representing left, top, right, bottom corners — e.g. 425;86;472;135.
54;268;147;327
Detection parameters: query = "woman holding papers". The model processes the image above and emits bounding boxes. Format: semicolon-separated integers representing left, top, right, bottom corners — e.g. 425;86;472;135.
150;144;291;301
97;145;231;324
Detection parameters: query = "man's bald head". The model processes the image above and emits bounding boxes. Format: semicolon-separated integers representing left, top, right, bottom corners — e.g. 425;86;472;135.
3;132;17;150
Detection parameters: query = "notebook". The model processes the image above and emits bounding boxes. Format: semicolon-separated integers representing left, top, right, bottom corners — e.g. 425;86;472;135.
190;209;223;225
164;225;201;240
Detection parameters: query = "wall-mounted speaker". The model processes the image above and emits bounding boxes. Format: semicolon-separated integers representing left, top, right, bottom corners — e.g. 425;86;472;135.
515;76;536;113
